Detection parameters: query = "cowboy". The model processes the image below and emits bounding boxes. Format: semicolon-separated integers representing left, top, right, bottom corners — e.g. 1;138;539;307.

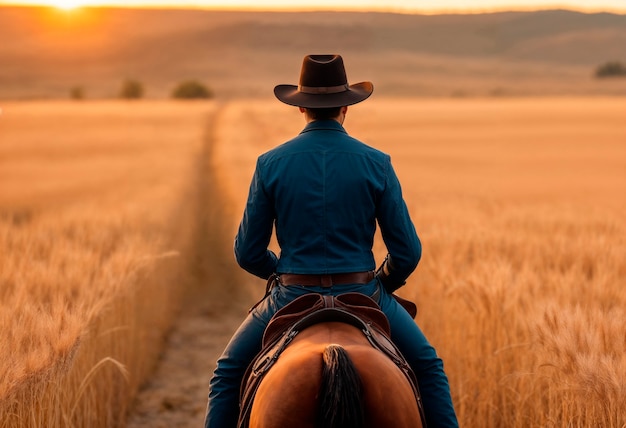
205;54;459;427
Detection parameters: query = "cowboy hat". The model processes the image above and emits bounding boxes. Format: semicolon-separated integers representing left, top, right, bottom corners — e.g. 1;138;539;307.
274;54;373;108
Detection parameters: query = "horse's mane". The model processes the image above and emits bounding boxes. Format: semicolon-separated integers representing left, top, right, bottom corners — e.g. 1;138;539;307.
316;344;366;428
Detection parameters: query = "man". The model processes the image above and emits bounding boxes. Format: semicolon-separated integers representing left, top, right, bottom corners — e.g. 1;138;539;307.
205;54;459;427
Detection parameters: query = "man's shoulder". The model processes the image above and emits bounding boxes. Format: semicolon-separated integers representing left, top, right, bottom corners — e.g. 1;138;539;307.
338;134;392;165
347;136;388;156
257;137;299;163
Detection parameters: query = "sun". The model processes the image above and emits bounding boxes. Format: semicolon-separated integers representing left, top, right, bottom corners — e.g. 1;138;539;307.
48;0;92;10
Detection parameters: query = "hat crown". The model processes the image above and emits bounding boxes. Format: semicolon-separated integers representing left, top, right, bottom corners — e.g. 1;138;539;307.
299;55;348;88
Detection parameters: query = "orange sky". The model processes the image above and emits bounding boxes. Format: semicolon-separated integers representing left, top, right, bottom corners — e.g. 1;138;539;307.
2;0;626;13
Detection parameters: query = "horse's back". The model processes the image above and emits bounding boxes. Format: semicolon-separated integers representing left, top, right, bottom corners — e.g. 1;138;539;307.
249;322;422;428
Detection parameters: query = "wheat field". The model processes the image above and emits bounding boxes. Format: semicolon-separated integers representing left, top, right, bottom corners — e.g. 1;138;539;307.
0;101;218;426
1;97;624;427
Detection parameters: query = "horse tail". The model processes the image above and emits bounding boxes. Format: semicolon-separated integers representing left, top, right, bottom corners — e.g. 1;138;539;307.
316;344;365;428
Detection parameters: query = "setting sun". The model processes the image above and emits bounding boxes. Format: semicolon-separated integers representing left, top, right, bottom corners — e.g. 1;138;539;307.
42;0;91;10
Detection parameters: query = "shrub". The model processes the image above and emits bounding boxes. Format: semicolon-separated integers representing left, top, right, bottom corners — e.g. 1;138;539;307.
120;79;144;99
70;86;84;100
171;80;214;99
594;61;626;78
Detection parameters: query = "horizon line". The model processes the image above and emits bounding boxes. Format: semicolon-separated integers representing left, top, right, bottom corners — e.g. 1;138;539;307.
1;2;626;15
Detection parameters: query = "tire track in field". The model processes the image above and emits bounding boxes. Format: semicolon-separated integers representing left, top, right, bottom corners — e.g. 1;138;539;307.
126;104;256;428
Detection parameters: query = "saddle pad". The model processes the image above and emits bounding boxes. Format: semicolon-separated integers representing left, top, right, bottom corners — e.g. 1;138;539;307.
262;292;391;347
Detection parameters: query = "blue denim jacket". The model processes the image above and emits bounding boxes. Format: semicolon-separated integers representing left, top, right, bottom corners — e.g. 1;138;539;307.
234;119;421;285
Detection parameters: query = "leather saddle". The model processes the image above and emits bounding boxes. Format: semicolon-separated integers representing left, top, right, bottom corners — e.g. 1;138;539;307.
237;292;426;428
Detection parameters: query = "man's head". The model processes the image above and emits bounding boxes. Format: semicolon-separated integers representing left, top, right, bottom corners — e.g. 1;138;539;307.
274;55;373;109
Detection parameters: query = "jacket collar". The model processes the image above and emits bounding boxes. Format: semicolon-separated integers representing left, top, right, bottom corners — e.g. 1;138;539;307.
300;120;347;134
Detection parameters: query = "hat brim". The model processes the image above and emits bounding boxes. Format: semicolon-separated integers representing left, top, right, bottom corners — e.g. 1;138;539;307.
274;82;373;108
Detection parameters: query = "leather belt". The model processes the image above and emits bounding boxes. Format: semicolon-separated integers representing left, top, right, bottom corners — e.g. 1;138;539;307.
279;271;375;288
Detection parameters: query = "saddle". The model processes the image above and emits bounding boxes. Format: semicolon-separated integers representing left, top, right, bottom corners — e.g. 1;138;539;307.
237;292;426;428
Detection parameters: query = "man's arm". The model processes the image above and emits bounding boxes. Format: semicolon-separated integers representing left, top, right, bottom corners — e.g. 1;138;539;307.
375;157;422;292
234;161;278;279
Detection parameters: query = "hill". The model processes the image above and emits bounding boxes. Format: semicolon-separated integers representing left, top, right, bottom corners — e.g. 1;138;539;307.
1;6;625;99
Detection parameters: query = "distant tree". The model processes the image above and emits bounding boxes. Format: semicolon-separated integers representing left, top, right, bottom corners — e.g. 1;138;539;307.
70;86;84;100
119;79;144;99
595;61;626;78
171;80;214;99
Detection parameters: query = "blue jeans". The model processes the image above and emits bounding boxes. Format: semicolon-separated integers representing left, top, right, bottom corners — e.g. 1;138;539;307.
204;280;459;428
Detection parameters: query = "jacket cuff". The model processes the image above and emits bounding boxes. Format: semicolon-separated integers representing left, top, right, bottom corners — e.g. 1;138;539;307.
375;254;406;293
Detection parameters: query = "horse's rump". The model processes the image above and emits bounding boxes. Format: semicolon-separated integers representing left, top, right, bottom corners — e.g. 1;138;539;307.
238;293;425;428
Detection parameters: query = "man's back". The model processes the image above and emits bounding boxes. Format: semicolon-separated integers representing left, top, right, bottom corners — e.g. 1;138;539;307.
236;118;420;283
259;119;390;275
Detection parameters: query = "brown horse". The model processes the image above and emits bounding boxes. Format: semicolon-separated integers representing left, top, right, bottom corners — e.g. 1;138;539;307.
247;321;424;428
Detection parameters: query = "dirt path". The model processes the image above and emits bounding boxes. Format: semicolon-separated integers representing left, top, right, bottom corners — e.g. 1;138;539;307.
126;106;257;428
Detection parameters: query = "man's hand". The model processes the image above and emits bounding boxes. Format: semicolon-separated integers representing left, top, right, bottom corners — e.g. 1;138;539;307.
375;254;406;293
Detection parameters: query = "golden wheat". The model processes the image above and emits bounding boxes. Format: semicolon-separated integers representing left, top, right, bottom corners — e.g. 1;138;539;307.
0;101;215;426
2;97;624;427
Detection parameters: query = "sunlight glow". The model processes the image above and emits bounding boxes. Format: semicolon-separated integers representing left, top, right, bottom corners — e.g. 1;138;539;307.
38;0;92;10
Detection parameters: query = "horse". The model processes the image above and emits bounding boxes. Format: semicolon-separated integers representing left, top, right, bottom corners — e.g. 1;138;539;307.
239;293;425;428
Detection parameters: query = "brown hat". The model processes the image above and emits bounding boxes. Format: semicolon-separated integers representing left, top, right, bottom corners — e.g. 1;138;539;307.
274;54;373;108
